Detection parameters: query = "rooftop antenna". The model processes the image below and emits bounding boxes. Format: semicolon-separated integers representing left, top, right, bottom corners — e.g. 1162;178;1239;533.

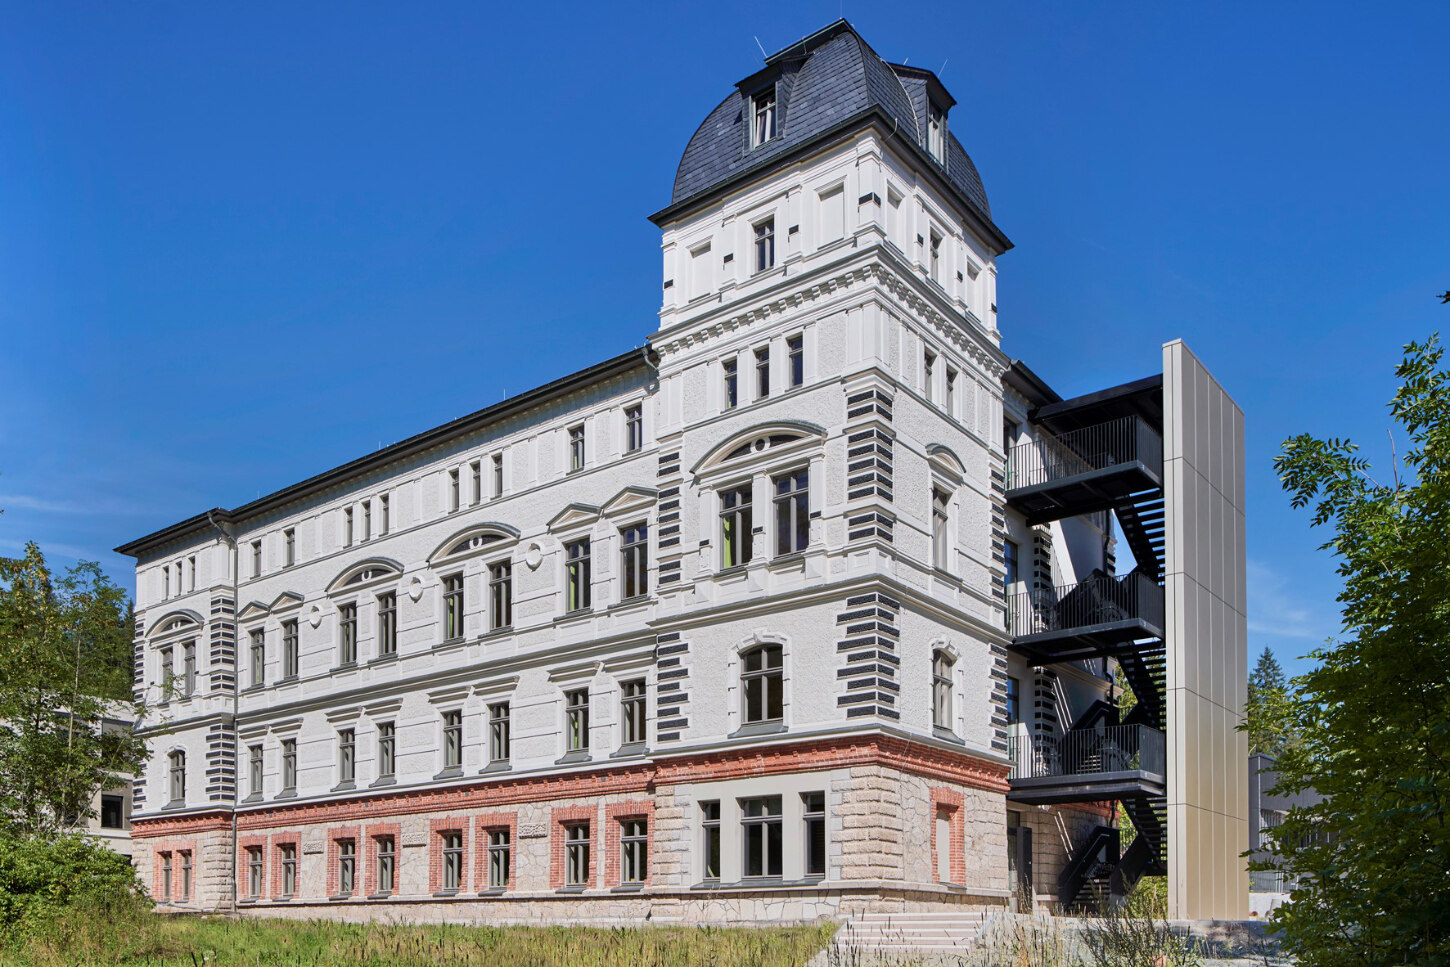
754;35;766;58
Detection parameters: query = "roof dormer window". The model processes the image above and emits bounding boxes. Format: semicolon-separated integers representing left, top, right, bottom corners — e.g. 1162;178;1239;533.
752;87;777;147
927;103;947;165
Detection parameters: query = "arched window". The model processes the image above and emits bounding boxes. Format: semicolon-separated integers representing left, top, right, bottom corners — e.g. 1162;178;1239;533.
741;643;784;725
932;650;954;731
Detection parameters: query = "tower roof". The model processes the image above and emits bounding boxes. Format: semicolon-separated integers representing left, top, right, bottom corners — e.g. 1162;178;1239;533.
653;21;1005;249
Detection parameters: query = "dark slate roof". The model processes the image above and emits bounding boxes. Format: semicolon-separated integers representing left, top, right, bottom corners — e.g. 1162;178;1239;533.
658;21;999;242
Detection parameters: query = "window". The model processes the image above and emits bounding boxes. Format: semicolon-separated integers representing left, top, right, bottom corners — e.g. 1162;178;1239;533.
1003;419;1019;453
620;818;648;884
932;651;954;730
929;230;943;282
437;835;461;893
281;738;297;793
281;843;297;896
752;86;776;146
492;454;504;497
374;837;394;894
803;792;826;877
720;485;753;568
565;539;591;612
337;839;356;895
924;349;937;401
471;460;483;504
566;688;590;753
339;602;358;665
362;500;372;541
284;528;295;568
1006;676;1021;726
344;507;354;546
568;424;586;472
488;829;511;889
565;823;591;887
168;751;186;804
248;744;263;796
787;334;804;388
159;645;173;695
945;367;957;416
161;852;173;900
338;728;356;784
180;851;192;900
379;494;390;535
741;796;783;878
932;488;951;570
773;469;809;555
754;218;775;272
442;710;463;771
621;679;647;746
443;573;464;640
755;346;770;399
741;643;784;725
249;629;264;687
927;102;946;164
625;404;643;453
378;721;396;779
163;567;170;599
489;561;512;629
251;540;262;578
620;523;648;600
247;847;263;899
449;468;461;513
188;556;195;590
181;642;196;697
101;794;124;829
701;801;721;880
489;702;511;763
377;592;397;657
282;619;298;679
723;359;738;409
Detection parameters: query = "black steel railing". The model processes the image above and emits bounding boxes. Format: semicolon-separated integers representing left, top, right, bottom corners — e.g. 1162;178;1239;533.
1007;724;1166;781
1006;416;1162;491
1006;570;1163;639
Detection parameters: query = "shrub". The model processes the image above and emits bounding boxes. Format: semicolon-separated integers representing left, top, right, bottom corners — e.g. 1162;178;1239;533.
0;832;148;946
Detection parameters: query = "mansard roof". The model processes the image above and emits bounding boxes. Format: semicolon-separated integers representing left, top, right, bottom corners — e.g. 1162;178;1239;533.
653;20;1006;249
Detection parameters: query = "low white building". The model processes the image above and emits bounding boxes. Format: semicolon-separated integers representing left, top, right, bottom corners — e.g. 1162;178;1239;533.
118;21;1247;922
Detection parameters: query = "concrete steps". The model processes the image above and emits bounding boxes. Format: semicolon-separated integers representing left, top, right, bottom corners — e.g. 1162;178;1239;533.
835;912;986;953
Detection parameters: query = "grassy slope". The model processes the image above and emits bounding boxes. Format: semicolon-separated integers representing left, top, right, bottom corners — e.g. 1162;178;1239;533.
8;915;837;967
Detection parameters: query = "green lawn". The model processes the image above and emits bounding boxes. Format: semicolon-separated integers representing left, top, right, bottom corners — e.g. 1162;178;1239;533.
6;914;837;967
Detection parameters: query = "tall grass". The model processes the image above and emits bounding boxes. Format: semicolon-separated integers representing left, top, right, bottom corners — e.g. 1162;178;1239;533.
3;912;837;967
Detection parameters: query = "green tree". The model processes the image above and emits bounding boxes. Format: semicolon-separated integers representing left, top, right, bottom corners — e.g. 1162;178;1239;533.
1244;647;1296;758
0;542;145;836
1268;335;1450;966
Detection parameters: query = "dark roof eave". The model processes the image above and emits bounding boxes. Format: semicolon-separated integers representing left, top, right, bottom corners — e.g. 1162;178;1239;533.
1004;360;1063;407
650;108;1012;255
115;347;654;560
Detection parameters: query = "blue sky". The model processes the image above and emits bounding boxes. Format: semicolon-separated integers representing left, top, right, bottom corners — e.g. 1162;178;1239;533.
1;2;1445;677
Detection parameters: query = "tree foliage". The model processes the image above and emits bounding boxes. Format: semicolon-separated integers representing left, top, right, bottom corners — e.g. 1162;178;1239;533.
1268;335;1450;966
0;542;145;836
1244;647;1296;758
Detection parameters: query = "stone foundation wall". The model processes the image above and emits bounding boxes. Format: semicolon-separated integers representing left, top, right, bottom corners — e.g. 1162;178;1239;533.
1015;803;1110;909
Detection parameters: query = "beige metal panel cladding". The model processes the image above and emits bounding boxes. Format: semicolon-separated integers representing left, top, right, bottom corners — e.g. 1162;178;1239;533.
1163;340;1248;920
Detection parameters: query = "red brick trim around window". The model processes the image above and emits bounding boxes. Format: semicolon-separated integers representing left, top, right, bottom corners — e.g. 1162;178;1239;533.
428;816;468;895
473;812;517;892
929;787;966;886
325;825;361;897
270;833;300;899
366;822;401;896
549;804;597;890
238;834;269;900
603;801;654;889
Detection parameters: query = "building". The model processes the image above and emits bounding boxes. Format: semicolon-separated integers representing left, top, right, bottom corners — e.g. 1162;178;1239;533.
117;21;1247;922
1247;752;1320;910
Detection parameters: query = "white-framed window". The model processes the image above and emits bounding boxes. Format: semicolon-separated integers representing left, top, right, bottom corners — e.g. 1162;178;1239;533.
281;843;297;896
620;523;649;600
283;528;295;568
251;540;262;578
449;468;461;513
181;641;196;697
565;539;591;612
488;560;512;630
924;348;937;401
620;817;648;884
280;738;296;793
625;404;644;453
932;487;951;570
803;792;826;878
787;334;804;389
488;829;511;888
489;701;511;763
441;709;463;771
281;619;299;679
377;721;396;779
440;831;463;892
565;822;591;886
338;602;358;665
754;217;775;272
945;367;957;417
741;795;783;878
246;847;263;898
929;229;943;283
373;836;393;895
932;649;954;730
337;727;356;784
741;642;784;726
751;86;776;146
568;423;586;472
471;459;483;504
343;507;354;546
700;801;722;880
362;500;371;541
620;678;647;747
719;484;753;569
492;453;505;497
565;688;590;752
723;358;738;409
248;744;263;796
377;591;397;657
772;469;809;556
248;629;264;688
927;102;946;164
168;750;186;804
442;573;464;641
755;346;771;399
379;493;390;535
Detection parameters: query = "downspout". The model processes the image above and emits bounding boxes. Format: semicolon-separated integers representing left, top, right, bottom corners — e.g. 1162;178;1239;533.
207;510;240;917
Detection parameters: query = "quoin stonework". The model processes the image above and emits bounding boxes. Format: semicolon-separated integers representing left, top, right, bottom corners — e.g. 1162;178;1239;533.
118;21;1248;924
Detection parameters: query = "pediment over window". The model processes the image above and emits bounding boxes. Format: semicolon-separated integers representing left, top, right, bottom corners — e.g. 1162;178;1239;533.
269;591;304;613
693;420;826;477
147;610;203;638
927;443;966;481
600;486;658;520
547;503;602;533
237;600;270;621
428;524;520;564
326;558;404;594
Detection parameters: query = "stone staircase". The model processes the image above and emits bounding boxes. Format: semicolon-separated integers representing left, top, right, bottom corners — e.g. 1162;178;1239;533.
834;911;986;955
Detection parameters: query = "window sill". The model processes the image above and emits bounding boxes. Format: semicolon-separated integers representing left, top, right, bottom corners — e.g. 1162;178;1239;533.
767;552;806;570
331;782;356;793
331;662;358;673
555;608;594;624
366;892;392;900
611;883;646;893
369;653;399;666
556;886;588;895
275;790;297;801
555;751;592;766
241;684;265;695
478;626;513;641
478;887;507;897
729;721;786;739
433;768;464;781
434;637;465;650
609;743;649;760
432;890;461;898
241;793;263;804
715;564;751;578
328;893;354;902
276;675;299;686
479;761;512;776
369;776;397;789
615;595;650;608
933;726;965;745
162;801;187;811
